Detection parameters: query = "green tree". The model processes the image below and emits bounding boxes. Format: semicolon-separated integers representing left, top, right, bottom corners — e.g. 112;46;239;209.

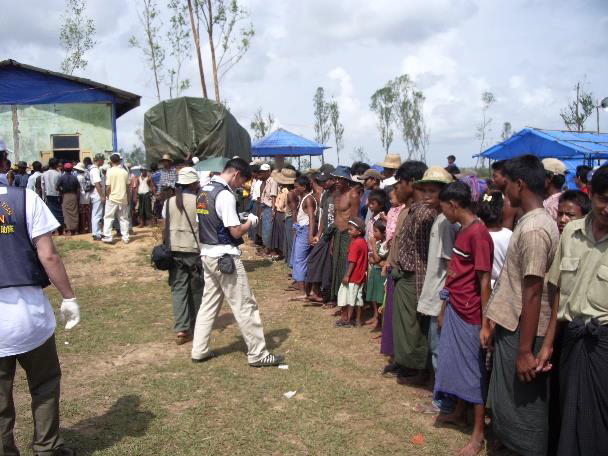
392;74;428;161
313;87;331;165
125;145;146;165
501;121;513;141
129;0;166;102
196;0;255;102
328;100;344;164
167;0;192;98
370;84;396;153
476;91;496;152
561;81;595;132
59;0;96;75
250;108;275;139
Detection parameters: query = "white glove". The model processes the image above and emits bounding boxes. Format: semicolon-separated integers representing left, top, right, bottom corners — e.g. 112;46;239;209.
60;298;80;330
247;213;259;228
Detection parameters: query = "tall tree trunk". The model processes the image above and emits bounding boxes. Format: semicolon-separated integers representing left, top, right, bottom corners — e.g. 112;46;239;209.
187;0;208;98
207;0;221;103
11;105;20;163
144;2;161;102
575;82;581;132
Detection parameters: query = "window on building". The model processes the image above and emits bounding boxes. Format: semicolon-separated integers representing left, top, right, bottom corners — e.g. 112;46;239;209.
51;134;80;162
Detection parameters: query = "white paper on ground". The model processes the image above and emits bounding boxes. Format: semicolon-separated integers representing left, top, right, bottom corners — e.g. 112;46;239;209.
283;391;297;399
278;364;289;369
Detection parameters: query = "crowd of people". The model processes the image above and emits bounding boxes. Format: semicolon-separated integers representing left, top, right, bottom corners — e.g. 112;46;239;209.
243;152;601;456
2;131;606;455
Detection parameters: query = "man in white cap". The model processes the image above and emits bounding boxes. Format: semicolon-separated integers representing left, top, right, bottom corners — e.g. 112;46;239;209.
0;148;80;456
542;158;567;221
191;158;284;367
102;152;130;244
377;154;402;189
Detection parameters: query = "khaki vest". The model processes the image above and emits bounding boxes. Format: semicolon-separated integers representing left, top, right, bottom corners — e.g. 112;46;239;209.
167;193;199;253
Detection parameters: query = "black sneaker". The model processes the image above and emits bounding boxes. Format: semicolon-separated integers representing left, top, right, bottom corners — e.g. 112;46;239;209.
249;354;284;367
192;352;216;363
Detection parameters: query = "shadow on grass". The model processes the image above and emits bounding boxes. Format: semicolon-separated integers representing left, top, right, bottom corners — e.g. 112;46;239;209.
214;328;291;357
62;394;155;455
243;258;273;272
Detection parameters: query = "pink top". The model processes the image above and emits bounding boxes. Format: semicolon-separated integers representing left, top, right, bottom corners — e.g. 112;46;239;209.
386;204;406;241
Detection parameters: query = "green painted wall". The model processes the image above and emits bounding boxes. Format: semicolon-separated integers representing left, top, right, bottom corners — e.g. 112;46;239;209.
0;102;113;164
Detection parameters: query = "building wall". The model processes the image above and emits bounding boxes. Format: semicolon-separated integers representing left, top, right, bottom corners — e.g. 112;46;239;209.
0;102;113;164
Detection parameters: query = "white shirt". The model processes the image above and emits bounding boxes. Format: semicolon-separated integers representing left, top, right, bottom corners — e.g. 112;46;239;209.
27;171;41;191
42;169;60;197
200;176;242;257
380;175;397;189
251;179;263;200
89;165;102;200
489;227;513;287
0;188;60;357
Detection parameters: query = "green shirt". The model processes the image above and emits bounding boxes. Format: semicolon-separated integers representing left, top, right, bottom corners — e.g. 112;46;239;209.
547;213;608;324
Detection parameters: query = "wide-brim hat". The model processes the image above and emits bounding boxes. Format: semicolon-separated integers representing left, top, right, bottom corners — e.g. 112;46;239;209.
416;166;454;185
160;153;173;163
332;166;353;181
542;158;567;176
377;154;401;169
74;162;86;172
177;167;199;185
274;168;296;185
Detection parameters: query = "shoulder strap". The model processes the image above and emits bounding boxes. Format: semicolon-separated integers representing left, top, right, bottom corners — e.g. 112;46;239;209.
164;198;171;249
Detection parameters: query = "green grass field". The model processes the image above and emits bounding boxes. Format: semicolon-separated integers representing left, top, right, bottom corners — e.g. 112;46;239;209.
11;229;480;455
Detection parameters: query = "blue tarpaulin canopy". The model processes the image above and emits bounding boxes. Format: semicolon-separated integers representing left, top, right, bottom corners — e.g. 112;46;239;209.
251;128;330;157
477;128;608;188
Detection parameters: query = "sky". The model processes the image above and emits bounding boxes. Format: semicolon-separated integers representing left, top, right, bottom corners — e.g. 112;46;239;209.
1;0;607;167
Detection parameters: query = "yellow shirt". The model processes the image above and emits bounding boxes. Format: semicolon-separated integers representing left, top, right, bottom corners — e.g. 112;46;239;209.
106;166;129;205
548;214;608;324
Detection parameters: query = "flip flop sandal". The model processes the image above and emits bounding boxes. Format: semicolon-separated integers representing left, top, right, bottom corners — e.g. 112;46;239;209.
175;333;192;345
412;402;440;414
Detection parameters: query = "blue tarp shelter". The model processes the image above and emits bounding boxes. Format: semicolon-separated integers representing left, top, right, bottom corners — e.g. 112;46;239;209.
251;128;330;157
478;128;608;188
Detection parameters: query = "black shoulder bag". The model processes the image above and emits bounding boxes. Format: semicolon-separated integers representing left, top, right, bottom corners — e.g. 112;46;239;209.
151;202;174;270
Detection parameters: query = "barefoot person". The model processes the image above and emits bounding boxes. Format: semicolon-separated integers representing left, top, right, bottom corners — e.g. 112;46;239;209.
330;168;361;303
0;149;80;456
191;158;284;367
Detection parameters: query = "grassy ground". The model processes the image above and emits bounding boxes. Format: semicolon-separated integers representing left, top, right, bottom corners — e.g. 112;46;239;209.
11;228;477;455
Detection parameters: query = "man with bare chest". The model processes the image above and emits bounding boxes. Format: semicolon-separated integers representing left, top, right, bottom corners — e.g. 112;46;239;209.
330;168;362;303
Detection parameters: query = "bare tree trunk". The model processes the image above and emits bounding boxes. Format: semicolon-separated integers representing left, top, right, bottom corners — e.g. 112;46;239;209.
576;82;580;132
206;0;221;103
187;0;208;98
11;105;20;163
144;1;161;102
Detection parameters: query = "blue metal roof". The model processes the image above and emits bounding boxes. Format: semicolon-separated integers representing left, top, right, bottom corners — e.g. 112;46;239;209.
0;59;140;118
251;128;330;157
478;128;608;160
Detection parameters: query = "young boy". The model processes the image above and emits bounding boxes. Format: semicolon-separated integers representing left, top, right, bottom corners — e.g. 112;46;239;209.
433;181;493;456
483;155;559;456
556;189;590;233
336;217;368;327
365;189;387;240
366;219;388;331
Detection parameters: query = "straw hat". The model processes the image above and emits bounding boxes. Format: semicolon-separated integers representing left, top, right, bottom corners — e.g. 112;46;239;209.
416;166;454;185
274;168;297;185
160;153;173;164
377;154;401;169
74;162;86;172
542;158;567;176
177;167;199;185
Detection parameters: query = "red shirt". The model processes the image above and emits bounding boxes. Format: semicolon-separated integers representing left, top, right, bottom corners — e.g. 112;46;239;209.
445;221;493;324
347;237;368;284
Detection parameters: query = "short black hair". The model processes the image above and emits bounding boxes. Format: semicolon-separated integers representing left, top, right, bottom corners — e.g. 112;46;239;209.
591;167;608;195
150;162;158;172
32;161;42;172
283;163;296;171
224;157;252;180
477;191;504;227
295;175;311;191
110;154;121;164
447;155;456;161
49;157;59;168
373;218;386;234
83;157;92;166
368;189;388;207
576;165;592;183
395;160;427;182
502;155;546;197
439;181;472;209
547;172;566;190
250;164;261;173
491;160;507;173
351;161;370;176
559;190;591;215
